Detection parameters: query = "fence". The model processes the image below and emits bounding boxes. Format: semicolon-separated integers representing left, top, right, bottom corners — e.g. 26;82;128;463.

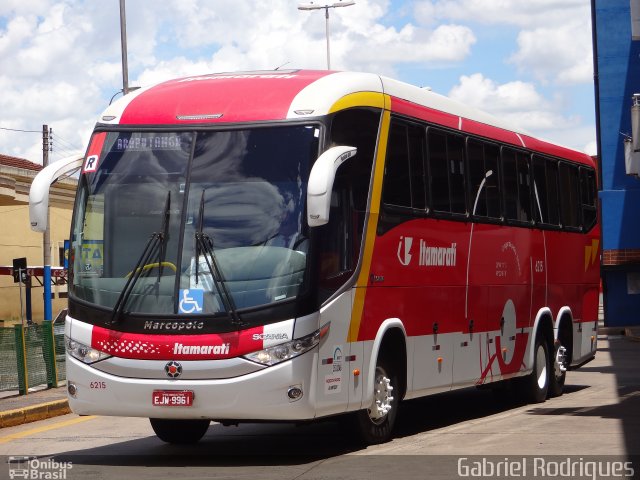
0;320;66;394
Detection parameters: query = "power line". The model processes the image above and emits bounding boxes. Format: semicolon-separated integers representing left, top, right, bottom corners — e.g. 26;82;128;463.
52;133;82;151
0;126;41;134
52;146;79;159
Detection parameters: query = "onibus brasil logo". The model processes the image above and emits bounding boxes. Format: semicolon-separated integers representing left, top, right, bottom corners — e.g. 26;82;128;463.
8;456;72;479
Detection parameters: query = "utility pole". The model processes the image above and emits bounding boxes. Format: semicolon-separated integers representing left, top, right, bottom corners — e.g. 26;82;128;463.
119;0;130;95
42;124;52;321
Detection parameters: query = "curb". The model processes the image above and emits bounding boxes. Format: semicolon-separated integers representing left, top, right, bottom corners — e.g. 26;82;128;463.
625;328;640;342
598;326;626;336
598;326;640;341
0;399;70;429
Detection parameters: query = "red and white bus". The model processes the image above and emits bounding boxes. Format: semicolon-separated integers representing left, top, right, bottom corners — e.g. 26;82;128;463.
30;70;600;444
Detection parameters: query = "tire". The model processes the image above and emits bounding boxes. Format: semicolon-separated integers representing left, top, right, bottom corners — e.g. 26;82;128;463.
548;342;567;398
518;335;550;403
149;418;210;444
354;356;399;444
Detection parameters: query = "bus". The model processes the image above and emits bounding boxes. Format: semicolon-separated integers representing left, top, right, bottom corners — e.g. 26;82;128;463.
30;70;600;445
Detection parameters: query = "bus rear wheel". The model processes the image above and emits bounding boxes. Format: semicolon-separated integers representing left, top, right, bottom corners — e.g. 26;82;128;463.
354;357;398;444
149;418;210;444
549;342;568;397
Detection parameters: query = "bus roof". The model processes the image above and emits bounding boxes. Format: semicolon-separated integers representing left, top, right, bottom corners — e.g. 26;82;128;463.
99;69;591;164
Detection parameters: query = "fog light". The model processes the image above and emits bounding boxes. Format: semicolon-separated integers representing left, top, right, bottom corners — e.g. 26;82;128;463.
68;382;77;398
287;385;303;402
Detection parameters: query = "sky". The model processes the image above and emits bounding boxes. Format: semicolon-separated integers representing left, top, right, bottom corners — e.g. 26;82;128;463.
0;0;596;164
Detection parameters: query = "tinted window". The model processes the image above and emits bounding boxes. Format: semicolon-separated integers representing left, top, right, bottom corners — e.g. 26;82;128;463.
559;162;580;228
532;156;560;226
321;108;380;301
427;129;466;214
382;119;427;211
580;167;598;231
382;122;412;208
468;140;501;218
502;148;531;222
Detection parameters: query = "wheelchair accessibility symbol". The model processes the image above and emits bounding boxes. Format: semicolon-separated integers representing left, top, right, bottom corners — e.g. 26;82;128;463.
179;289;204;314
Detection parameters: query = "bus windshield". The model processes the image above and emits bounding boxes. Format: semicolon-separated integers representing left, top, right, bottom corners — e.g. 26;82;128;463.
70;125;320;316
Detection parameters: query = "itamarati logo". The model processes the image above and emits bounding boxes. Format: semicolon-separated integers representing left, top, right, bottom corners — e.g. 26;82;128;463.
419;241;457;267
173;343;230;356
397;236;457;268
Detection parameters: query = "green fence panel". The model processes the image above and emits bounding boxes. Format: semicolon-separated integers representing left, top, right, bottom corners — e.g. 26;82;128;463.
24;324;49;392
42;320;57;388
0;327;19;392
14;325;27;395
0;322;66;395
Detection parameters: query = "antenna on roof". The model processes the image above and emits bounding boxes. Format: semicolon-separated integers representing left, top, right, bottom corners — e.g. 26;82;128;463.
275;61;290;71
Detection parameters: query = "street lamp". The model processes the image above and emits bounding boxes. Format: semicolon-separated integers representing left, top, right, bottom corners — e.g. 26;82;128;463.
298;1;355;70
119;0;130;95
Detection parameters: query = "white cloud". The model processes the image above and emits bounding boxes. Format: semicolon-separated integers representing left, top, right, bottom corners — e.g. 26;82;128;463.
415;0;593;86
414;0;587;28
0;0;593;162
510;20;593;85
584;140;597;156
448;73;593;151
0;0;475;162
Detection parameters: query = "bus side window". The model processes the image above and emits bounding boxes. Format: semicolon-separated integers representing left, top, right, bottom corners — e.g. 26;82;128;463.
468;139;500;219
427;128;466;215
532;155;561;227
502;148;532;223
381;119;427;212
382;121;412;209
559;162;581;229
580;167;598;231
318;108;379;302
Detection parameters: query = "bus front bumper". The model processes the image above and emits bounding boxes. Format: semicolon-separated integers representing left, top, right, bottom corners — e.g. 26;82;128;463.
65;352;318;421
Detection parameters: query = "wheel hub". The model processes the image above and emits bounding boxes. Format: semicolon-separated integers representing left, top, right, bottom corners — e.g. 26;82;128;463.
368;369;394;422
554;345;568;377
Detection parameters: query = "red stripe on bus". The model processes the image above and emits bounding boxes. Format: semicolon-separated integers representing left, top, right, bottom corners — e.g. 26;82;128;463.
90;324;265;360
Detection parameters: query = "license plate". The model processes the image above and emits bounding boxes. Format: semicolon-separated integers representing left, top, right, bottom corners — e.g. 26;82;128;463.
152;390;194;407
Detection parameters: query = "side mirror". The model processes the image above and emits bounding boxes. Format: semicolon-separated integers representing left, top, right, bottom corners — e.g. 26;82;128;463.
29;155;84;232
307;146;357;227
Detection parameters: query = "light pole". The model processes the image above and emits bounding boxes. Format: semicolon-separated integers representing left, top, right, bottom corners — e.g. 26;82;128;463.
298;1;355;70
119;0;130;94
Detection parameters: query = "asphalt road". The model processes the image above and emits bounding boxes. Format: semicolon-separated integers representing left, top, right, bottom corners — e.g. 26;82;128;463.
1;335;639;480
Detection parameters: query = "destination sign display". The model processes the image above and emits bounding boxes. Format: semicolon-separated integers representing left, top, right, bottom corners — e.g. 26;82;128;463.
114;134;185;152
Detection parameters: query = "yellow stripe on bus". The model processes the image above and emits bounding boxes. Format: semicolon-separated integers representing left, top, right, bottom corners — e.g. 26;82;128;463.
329;92;386;113
348;106;391;342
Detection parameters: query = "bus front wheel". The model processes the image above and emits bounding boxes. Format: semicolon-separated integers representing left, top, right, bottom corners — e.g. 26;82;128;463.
354;356;399;444
150;418;210;444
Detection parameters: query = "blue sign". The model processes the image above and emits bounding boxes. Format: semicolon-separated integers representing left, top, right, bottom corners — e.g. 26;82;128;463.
63;240;70;269
179;289;204;314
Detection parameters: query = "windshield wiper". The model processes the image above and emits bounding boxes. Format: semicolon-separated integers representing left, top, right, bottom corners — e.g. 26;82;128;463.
195;189;242;326
109;192;171;324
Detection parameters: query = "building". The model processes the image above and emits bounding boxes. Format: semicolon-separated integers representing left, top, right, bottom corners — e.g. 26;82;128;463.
0;154;77;324
592;0;640;326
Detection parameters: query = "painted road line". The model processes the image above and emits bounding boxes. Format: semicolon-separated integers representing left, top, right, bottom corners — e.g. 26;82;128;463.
0;415;96;444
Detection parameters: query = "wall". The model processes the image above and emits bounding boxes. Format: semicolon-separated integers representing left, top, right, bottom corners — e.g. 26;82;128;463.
594;0;640;326
0;204;72;324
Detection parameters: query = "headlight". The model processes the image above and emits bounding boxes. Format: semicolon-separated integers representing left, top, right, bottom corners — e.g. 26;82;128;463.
243;323;329;366
66;336;111;364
